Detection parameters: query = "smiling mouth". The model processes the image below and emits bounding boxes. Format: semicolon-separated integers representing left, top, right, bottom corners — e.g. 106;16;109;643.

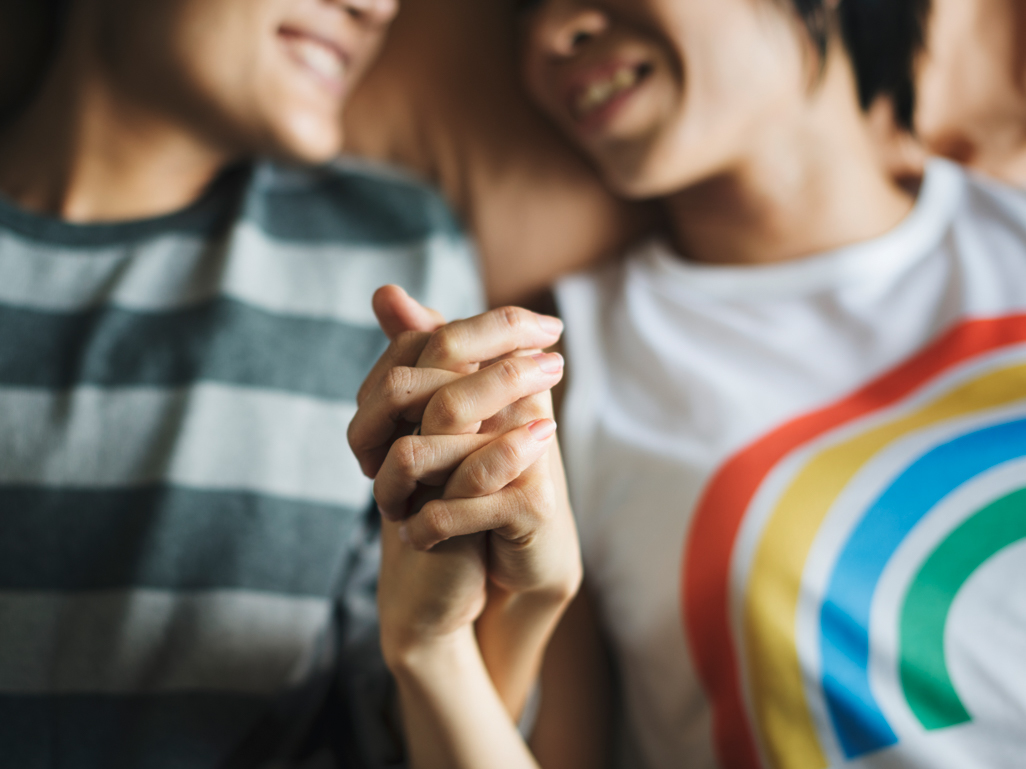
279;28;349;91
573;62;653;119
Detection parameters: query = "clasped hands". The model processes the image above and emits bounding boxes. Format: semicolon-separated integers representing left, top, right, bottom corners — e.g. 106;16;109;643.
348;286;582;674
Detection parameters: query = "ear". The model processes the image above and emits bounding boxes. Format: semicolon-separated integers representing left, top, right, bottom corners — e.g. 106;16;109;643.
372;285;447;340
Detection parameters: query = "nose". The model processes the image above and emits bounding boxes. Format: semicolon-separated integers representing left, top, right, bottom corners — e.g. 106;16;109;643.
337;0;399;27
529;3;609;59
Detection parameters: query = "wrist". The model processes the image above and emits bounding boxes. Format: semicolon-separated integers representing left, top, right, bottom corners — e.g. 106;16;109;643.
494;548;583;608
489;575;579;621
382;623;480;680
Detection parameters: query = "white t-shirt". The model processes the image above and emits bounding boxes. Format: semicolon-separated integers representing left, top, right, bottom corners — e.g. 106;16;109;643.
556;160;1026;769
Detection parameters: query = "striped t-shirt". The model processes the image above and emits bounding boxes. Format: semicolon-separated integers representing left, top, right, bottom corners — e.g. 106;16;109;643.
0;159;482;768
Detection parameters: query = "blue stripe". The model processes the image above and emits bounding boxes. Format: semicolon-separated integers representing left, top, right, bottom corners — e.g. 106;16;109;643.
0;485;367;595
0;298;386;399
819;416;1026;758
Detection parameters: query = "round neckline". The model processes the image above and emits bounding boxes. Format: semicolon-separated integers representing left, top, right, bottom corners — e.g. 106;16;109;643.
0;163;251;249
642;159;966;301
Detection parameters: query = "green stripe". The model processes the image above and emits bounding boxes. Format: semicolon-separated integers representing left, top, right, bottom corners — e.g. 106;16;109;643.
0;692;292;768
0;298;386;399
249;165;463;245
899;487;1026;729
0;485;367;596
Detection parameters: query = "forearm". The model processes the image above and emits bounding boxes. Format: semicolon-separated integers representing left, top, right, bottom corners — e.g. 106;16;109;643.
476;582;574;722
387;626;541;769
477;444;582;720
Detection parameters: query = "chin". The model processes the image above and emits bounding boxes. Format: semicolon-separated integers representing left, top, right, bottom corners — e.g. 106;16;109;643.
596;143;713;201
593;150;672;200
269;110;346;164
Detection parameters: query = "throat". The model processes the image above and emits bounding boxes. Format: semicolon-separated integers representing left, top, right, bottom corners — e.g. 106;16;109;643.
0;67;231;223
663;161;915;268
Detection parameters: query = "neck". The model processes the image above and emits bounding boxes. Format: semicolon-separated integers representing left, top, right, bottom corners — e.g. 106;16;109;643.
663;53;915;267
0;23;232;223
972;127;1026;188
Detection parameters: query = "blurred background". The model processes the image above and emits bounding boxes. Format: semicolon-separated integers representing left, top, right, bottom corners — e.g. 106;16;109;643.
2;0;1025;301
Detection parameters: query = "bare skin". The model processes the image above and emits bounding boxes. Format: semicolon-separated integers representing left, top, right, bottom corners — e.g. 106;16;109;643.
351;288;591;769
344;0;656;305
916;0;1026;185
663;52;912;267
0;0;397;222
349;288;583;726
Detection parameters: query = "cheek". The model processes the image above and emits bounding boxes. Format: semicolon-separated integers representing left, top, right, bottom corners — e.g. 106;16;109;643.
521;53;557;124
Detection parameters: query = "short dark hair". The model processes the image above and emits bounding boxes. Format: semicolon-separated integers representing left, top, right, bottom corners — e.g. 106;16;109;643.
790;0;932;130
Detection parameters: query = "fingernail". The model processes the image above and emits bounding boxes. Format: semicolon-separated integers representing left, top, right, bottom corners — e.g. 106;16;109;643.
537;314;564;336
533;352;564;374
528;419;557;441
398;524;410;545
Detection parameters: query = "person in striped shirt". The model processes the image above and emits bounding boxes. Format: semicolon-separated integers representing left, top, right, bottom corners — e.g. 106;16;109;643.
0;0;501;766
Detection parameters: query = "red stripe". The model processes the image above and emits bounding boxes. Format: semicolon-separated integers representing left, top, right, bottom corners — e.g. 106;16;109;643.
681;315;1026;769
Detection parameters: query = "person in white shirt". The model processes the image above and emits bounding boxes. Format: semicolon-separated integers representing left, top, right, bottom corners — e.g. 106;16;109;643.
350;0;1026;767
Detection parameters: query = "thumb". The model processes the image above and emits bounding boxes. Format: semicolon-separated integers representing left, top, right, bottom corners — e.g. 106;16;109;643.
373;285;447;340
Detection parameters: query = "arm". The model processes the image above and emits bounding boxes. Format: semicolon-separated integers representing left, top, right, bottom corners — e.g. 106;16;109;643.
532;587;615;769
378;519;547;769
379;516;612;769
350;290;584;732
389;628;541;769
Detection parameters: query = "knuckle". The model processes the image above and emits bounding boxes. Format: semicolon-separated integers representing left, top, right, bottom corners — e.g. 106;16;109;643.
504;396;549;425
419;501;455;545
424;326;464;364
372;477;392;512
496;305;525;335
391;435;425;477
462;461;494;497
380;366;415;402
494;439;525;477
426;387;465;431
346;418;367;455
495;358;527;390
512;479;553;521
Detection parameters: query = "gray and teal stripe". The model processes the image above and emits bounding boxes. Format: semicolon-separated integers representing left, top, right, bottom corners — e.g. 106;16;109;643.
0;485;361;594
0;157;483;767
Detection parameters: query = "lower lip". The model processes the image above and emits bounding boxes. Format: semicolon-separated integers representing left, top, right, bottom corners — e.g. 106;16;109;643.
573;80;644;134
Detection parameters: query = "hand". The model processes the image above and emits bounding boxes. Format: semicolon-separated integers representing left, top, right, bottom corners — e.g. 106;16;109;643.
349;286;566;478
362;286;582;723
378;517;487;665
349;287;581;600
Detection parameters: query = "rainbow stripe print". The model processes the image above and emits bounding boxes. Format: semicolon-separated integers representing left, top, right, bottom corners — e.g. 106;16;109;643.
683;315;1026;769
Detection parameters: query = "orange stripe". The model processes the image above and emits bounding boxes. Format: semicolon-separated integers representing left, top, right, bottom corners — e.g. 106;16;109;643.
681;314;1026;768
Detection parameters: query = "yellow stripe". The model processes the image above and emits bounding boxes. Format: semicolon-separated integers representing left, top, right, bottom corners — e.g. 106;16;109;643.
744;363;1026;769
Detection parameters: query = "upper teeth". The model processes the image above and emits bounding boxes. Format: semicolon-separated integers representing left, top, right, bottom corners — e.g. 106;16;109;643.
576;66;640;115
292;38;347;81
